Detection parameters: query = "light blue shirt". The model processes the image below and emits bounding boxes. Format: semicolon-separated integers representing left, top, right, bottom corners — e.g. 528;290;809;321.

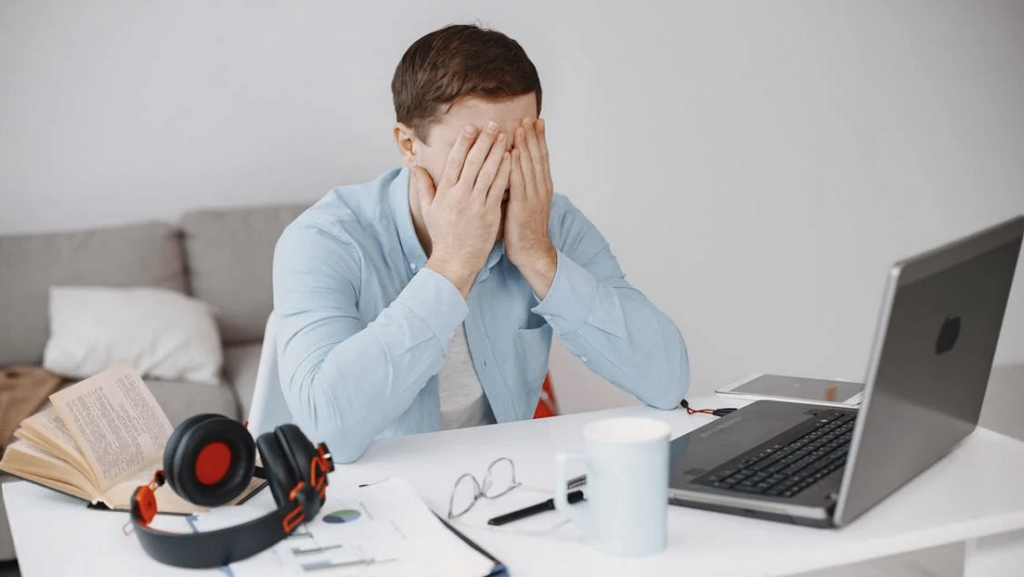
273;168;689;463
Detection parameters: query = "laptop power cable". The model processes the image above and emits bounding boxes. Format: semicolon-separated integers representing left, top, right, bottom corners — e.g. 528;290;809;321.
680;399;737;418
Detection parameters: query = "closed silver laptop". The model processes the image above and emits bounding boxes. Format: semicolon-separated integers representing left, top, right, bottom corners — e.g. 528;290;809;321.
667;215;1023;527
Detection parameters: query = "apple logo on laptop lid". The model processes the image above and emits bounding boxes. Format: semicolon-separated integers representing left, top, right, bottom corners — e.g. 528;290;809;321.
935;315;961;355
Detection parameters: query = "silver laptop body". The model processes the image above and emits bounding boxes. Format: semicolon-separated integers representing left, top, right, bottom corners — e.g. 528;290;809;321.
667;215;1024;527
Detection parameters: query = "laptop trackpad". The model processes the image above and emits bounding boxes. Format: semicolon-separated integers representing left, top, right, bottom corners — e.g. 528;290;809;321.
699;414;793;442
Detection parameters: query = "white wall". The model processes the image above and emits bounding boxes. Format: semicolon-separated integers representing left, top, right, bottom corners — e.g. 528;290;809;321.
2;0;1022;413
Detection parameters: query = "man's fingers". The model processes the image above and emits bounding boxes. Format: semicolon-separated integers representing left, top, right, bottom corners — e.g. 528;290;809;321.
512;125;525;183
473;132;507;198
536;118;550;160
459;121;500;188
443;125;478;187
411;166;436;209
510;149;526;200
522;119;546;193
516;129;538;200
537;118;554;193
487;152;512;210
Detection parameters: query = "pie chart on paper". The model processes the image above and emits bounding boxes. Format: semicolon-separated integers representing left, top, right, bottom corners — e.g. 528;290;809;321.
323;509;362;524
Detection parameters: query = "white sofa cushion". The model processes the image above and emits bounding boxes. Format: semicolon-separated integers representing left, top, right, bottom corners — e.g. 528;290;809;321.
43;286;223;385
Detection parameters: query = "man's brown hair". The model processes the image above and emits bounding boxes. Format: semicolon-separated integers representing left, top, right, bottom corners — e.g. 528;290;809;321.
392;24;542;143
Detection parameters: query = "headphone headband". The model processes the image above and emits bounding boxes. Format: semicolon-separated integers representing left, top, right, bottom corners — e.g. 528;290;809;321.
130;420;333;569
134;498;296;569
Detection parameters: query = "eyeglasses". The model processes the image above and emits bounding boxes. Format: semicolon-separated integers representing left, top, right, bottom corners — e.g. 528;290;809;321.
447;457;522;520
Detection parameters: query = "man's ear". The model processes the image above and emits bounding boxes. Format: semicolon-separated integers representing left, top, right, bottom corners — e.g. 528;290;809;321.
394;122;417;167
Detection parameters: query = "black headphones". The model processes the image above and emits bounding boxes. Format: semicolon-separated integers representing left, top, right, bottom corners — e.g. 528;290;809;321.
130;414;334;568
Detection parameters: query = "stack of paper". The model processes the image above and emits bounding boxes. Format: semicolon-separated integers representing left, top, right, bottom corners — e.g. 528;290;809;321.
190;477;500;577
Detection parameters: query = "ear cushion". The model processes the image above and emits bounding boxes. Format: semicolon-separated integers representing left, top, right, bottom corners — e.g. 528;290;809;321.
277;424;318;487
256;431;300;507
163;414;223;495
165;416;255;507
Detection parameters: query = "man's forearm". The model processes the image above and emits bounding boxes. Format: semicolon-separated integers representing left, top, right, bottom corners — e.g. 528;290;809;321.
277;269;466;463
514;244;557;300
425;254;479;299
532;250;690;409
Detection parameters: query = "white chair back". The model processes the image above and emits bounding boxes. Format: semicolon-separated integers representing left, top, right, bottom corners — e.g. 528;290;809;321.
247;312;294;437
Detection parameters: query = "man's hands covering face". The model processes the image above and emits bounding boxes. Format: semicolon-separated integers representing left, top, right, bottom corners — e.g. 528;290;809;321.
415;121;511;298
505;118;557;299
415;117;557;300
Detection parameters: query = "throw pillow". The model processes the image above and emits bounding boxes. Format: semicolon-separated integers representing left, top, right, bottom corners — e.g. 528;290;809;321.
43;286;223;385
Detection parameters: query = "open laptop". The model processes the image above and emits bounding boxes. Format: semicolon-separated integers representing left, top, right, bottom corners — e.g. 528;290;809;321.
668;215;1024;527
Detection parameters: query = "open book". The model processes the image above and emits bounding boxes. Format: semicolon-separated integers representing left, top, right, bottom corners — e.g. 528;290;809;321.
0;363;262;513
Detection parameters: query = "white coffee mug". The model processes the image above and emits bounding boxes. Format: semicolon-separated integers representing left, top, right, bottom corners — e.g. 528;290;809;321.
554;417;671;557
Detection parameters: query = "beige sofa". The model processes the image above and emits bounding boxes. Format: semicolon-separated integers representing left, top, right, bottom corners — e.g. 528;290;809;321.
0;203;306;561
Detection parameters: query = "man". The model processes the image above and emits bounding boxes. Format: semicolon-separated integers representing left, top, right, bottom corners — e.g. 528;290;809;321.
273;24;689;463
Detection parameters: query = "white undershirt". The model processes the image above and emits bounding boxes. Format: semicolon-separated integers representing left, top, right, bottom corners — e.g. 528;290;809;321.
438;324;494;430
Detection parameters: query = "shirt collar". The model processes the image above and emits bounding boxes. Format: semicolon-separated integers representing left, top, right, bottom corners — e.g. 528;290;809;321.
390;167;428;270
390;167;506;276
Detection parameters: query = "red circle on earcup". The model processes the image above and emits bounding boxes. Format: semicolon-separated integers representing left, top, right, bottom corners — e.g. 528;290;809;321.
195;441;232;485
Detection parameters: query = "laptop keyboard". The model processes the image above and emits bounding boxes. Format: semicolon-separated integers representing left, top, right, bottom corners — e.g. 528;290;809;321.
699;412;856;499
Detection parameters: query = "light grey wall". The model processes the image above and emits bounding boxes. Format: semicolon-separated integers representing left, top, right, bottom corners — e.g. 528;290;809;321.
2;1;1022;412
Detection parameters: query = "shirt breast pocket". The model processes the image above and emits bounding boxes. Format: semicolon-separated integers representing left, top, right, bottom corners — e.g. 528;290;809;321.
513;325;553;414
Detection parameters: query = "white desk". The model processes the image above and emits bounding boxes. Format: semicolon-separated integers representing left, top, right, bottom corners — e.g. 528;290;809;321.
6;396;1024;577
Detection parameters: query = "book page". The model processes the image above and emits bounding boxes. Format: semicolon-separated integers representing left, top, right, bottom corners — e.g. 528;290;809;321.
102;469;267;514
0;440;100;500
18;407;96;486
50;363;173;492
3;468;94;502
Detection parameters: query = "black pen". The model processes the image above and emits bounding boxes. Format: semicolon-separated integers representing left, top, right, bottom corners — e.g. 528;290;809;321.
487;490;585;526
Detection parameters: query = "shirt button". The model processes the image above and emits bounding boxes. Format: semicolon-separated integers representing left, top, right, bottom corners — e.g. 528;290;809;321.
409;262;417;271
543;315;552;321
581;357;588;363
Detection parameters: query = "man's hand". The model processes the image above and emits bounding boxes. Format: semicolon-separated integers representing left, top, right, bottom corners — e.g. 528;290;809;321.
415;122;511;298
506;118;557;299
